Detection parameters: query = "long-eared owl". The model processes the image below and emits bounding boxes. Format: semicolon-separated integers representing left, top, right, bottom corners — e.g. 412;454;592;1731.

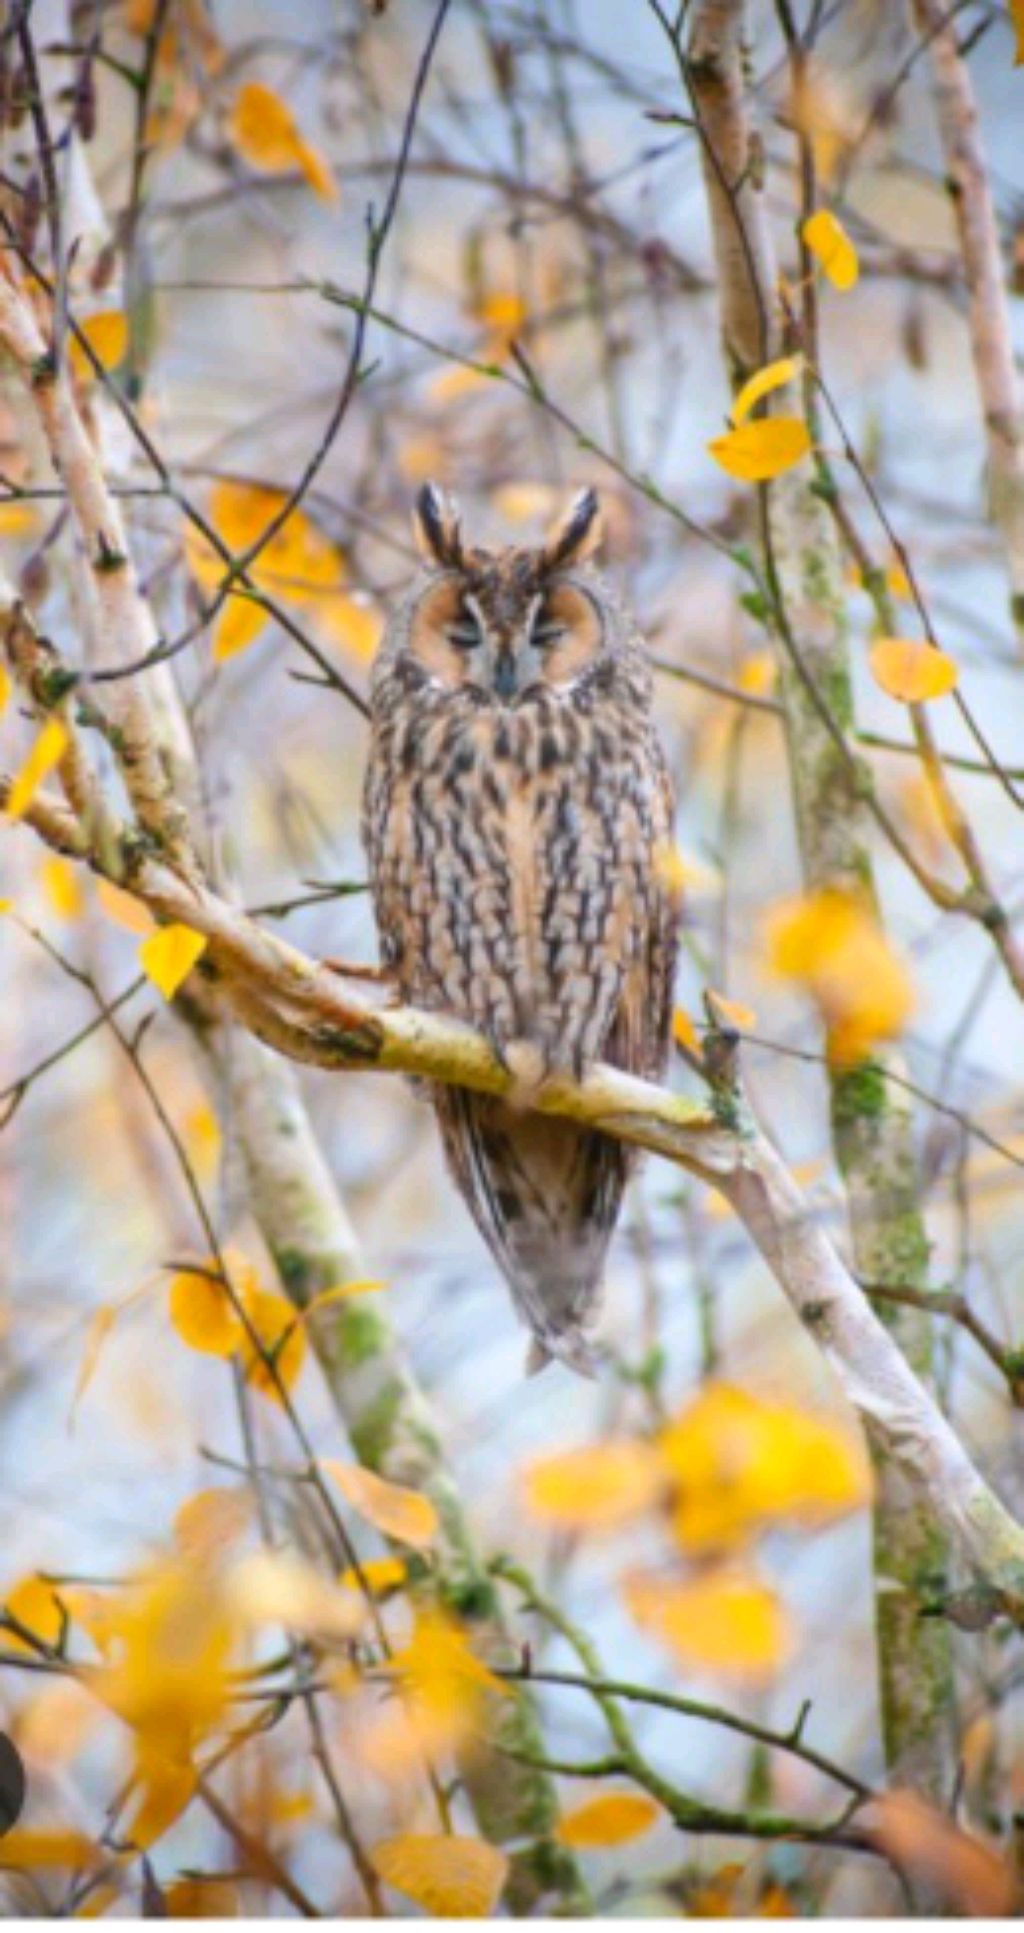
362;484;679;1375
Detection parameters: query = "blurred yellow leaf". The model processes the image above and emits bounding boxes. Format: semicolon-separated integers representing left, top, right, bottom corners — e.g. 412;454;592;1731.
139;922;208;999
1013;0;1024;64
41;854;83;921
173;1489;253;1563
475;291;527;333
319;595;383;661
362;1607;509;1777
14;1678;96;1768
765;887;915;1062
97;876;154;935
802;209;859;290
68;311;129;383
241;1287;307;1403
427;361;494;405
3;1574;64;1654
6;716;68;821
672;1006;700;1055
169;1264;243;1358
737;650;777;696
731;356;803;426
0;504;37;540
659;1384;871;1553
624;1568;791;1680
124;1754;197;1851
338;1555;406;1597
556;1792;660;1848
521;1441;662;1533
89;1559;234;1765
305;1278;385;1315
227;1550;363;1640
229;82;337;201
869;637;958;703
397;433;449;483
369;1834;508;1917
0;1828;99;1869
706;990;757;1031
708;418;811;483
164;1878;240;1917
183;1101;221;1184
492;482;559;523
0;663;9;714
71;1303;119;1419
324;1460;438;1548
212;593;267;663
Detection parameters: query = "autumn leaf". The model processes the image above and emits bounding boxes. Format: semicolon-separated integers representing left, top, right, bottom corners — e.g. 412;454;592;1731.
173;1489;253;1563
521;1440;663;1533
240;1287;307;1403
96;877;154;935
0;1828;100;1869
40;854;83;921
731;355;803;426
68;311;129;383
212;592;267;663
802;208;859;290
168;1263;244;1358
706;989;758;1032
370;1834;508;1917
672;1006;700;1055
163;1878;241;1918
5;717;69;821
317;594;384;661
869;636;958;703
708;417;811;482
1013;0;1024;64
0;504;38;540
88;1558;235;1766
3;1574;65;1654
305;1278;385;1316
624;1568;792;1680
0;663;10;715
186;480;348;660
323;1459;438;1548
556;1792;660;1849
139;922;208;1000
737;649;777;696
229;81;337;201
363;1608;509;1776
338;1554;406;1597
70;1303;119;1420
658;1384;871;1552
227;1550;364;1640
124;1754;197;1851
765;886;915;1063
492;482;560;523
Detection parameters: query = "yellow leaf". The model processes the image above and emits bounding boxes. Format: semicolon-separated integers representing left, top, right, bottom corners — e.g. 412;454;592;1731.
370;1834;508;1918
324;1459;438;1548
212;593;268;662
492;482;559;523
14;1678;96;1769
96;876;154;935
68;311;129;383
427;361;493;405
173;1488;253;1562
41;854;84;921
70;1303;118;1419
653;841;691;896
360;1607;509;1774
706;990;758;1031
139;922;208;999
226;1550;364;1640
241;1287;307;1403
869;636;959;703
1013;0;1024;64
0;663;9;715
802;209;859;291
183;1101;221;1183
765;887;915;1063
556;1792;661;1849
521;1441;662;1533
229;82;337;201
124;1754;197;1851
319;594;383;660
90;1559;234;1764
0;503;37;539
658;1384;871;1553
737;649;777;696
6;716;68;821
475;290;527;333
672;1006;700;1055
164;1878;240;1917
0;1828;99;1869
338;1554;406;1597
624;1568;791;1680
731;356;803;426
708;417;811;483
305;1278;385;1316
168;1263;244;1358
3;1574;65;1654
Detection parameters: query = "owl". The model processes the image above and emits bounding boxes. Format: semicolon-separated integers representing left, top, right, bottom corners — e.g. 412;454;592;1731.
362;483;679;1375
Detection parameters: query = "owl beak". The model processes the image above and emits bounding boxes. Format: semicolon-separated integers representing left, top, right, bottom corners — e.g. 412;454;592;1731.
493;646;519;701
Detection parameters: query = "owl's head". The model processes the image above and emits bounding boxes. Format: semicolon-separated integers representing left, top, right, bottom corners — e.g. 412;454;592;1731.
398;482;611;702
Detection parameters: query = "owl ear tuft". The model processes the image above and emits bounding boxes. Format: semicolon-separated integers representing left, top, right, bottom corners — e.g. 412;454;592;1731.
413;482;465;570
541;487;602;570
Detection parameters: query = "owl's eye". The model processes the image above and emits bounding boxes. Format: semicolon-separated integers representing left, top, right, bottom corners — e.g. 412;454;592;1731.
531;607;566;649
448;609;483;650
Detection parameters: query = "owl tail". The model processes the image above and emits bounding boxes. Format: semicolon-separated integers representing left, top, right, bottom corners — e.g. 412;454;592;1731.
434;1087;627;1377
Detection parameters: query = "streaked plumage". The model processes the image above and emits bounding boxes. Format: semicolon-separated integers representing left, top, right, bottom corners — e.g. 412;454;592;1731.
362;484;679;1373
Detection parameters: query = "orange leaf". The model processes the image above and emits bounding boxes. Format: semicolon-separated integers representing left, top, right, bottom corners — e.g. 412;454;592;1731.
240;1288;307;1403
163;1878;240;1918
168;1265;243;1358
708;417;811;482
323;1460;438;1548
1013;0;1024;64
68;311;129;383
0;1828;99;1869
802;209;859;291
229;82;337;201
672;1006;700;1055
765;887;915;1063
212;594;268;662
556;1792;660;1849
624;1568;791;1681
521;1441;662;1533
369;1834;508;1918
3;1574;65;1654
869;636;958;703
